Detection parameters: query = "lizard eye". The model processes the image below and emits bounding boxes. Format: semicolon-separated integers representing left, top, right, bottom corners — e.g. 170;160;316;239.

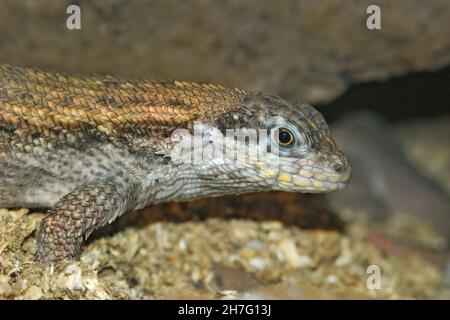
278;128;295;147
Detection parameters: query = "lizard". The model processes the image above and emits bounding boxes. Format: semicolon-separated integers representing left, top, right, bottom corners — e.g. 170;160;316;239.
0;64;351;262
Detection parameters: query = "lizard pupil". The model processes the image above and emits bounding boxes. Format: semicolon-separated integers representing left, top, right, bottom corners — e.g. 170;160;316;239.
278;128;294;146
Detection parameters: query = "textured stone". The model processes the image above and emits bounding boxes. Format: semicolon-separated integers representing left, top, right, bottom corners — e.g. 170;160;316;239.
0;1;449;103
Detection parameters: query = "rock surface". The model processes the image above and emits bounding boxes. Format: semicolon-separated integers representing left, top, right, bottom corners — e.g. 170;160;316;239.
0;0;449;103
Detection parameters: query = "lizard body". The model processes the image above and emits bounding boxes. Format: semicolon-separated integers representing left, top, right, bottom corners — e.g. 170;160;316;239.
0;64;350;261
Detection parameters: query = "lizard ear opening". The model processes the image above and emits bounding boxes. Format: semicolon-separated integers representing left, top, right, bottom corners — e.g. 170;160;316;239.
297;103;330;135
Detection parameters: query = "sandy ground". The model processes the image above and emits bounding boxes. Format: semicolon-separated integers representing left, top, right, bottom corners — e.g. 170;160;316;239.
0;201;449;299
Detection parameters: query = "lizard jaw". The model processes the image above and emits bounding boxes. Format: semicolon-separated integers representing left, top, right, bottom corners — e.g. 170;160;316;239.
249;154;351;193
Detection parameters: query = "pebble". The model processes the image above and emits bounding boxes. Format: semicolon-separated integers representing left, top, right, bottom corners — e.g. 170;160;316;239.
261;221;283;230
326;275;340;285
245;240;266;250
278;240;311;268
249;257;266;271
23;286;43;300
216;290;240;300
0;275;12;296
240;247;256;259
335;255;351;267
178;239;187;252
57;264;83;291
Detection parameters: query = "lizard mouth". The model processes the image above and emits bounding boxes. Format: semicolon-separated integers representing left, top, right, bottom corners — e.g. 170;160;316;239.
274;172;350;193
254;160;351;193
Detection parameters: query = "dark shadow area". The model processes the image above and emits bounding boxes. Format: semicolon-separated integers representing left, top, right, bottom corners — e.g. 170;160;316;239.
90;193;344;241
318;66;450;123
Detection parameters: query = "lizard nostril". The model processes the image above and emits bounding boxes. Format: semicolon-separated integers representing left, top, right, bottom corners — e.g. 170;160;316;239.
333;162;346;174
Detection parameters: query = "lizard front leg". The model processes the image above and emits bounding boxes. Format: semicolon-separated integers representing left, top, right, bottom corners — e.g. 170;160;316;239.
37;182;130;262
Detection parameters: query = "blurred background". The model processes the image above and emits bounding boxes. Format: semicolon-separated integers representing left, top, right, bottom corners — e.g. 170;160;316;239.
0;0;449;299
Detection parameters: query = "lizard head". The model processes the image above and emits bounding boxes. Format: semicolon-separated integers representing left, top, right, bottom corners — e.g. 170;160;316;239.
213;92;352;193
165;91;351;201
